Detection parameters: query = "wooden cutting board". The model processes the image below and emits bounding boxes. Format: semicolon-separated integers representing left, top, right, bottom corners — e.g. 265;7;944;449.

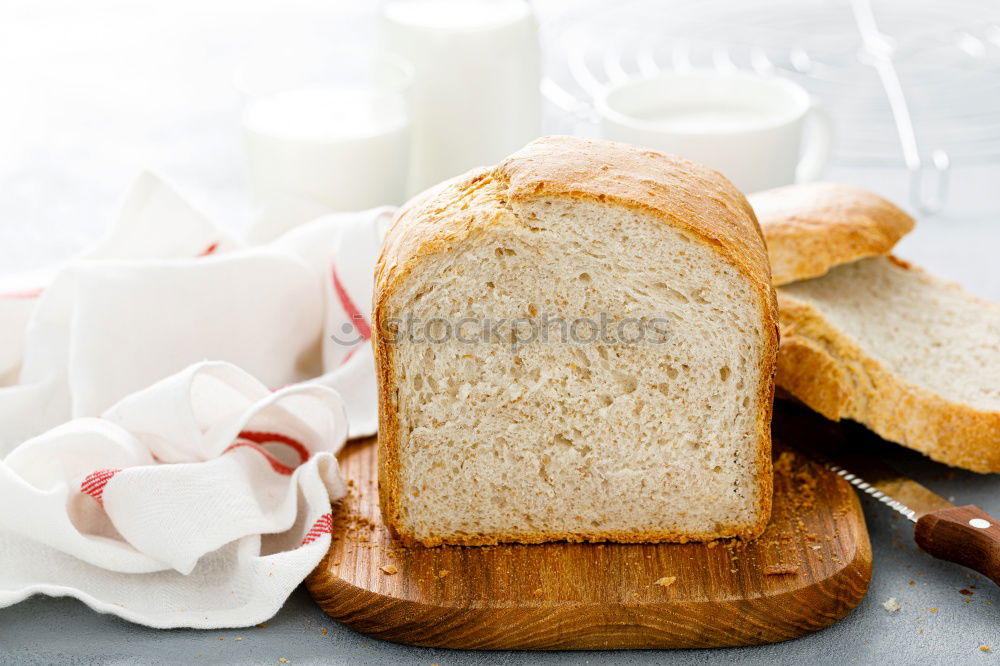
306;434;871;649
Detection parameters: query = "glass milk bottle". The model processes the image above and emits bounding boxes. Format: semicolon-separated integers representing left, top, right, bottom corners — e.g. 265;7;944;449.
379;0;542;193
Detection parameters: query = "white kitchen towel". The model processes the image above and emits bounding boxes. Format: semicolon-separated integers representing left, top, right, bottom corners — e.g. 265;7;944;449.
0;361;348;628
0;171;391;452
0;172;392;627
274;211;391;438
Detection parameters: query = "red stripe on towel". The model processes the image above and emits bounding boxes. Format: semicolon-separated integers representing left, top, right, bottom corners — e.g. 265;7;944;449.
331;263;371;341
0;287;44;300
237;431;310;465
80;468;123;506
300;513;333;546
224;441;296;475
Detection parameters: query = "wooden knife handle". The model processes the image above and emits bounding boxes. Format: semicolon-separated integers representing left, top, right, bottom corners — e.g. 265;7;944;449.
915;505;1000;585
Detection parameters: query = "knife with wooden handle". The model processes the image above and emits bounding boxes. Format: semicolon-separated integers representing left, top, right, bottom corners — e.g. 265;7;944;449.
774;401;1000;585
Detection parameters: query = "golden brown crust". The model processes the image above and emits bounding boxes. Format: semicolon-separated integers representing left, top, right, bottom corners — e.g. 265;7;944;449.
391;524;758;548
374;136;779;546
775;299;851;422
776;272;1000;473
749;183;916;286
496;136;775;295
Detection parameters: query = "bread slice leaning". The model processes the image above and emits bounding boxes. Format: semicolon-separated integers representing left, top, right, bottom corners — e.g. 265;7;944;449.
753;183;1000;473
749;182;915;286
374;136;779;546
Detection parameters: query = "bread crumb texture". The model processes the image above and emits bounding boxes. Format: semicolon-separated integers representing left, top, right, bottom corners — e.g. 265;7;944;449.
375;135;777;546
654;576;677;587
883;597;901;612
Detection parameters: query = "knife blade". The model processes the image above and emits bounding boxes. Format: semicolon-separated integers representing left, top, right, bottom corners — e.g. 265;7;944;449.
774;401;1000;585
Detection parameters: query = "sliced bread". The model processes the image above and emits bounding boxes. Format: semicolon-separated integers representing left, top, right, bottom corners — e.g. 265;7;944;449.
373;136;779;546
749;182;915;286
753;184;1000;472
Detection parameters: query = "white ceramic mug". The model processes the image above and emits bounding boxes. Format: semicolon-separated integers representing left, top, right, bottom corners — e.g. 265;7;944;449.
596;70;833;193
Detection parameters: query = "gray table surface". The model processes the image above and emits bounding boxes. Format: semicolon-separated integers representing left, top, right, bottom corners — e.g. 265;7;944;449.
1;1;999;663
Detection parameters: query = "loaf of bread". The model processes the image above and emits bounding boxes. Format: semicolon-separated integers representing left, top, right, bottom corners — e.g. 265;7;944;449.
750;184;1000;473
373;136;778;546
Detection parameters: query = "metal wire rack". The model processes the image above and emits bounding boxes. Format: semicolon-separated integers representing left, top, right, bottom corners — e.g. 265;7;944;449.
539;0;1000;213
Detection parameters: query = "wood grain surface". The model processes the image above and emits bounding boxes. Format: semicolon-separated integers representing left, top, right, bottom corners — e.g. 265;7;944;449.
306;431;871;650
916;504;1000;585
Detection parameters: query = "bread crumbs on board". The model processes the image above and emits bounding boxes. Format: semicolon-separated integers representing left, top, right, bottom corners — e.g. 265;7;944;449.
764;564;798;576
380;564;399;575
883;597;901;612
773;450;796;476
654;576;676;587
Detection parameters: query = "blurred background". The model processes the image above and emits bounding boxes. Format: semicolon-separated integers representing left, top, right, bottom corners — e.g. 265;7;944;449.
2;0;998;292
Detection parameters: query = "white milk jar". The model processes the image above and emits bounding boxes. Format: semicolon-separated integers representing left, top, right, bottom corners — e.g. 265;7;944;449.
380;0;542;193
237;49;413;242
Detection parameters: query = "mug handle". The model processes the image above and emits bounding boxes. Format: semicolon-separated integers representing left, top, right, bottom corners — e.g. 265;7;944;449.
795;103;834;183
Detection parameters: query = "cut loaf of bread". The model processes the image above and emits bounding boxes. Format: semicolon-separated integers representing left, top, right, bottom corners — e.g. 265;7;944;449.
753;183;1000;472
373;136;779;546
